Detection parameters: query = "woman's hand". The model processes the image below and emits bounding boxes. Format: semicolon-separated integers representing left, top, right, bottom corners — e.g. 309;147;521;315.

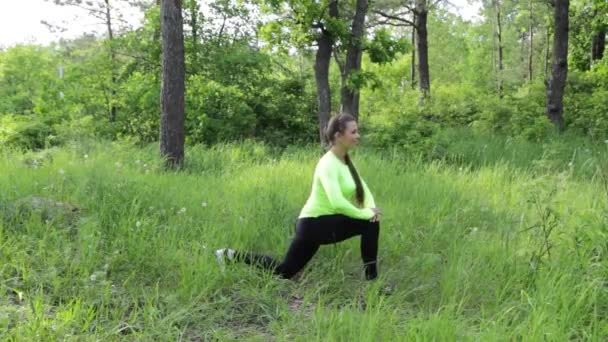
370;207;382;222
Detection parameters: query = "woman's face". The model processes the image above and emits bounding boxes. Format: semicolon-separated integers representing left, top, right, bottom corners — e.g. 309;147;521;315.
335;121;360;149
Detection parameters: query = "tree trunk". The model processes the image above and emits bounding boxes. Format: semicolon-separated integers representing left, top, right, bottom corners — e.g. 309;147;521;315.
314;0;338;146
528;0;534;82
545;0;569;131
153;0;161;47
190;0;199;66
411;14;417;90
494;0;504;98
160;0;186;168
416;1;430;102
529;25;534;82
545;25;550;84
591;28;606;62
520;32;526;81
341;0;369;119
104;0;117;122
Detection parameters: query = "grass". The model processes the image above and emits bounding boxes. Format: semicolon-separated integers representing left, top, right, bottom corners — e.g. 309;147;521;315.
1;131;607;340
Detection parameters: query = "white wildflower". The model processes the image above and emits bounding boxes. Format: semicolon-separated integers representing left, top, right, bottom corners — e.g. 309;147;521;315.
58;168;65;175
179;207;186;214
201;201;208;207
84;154;88;159
136;221;142;228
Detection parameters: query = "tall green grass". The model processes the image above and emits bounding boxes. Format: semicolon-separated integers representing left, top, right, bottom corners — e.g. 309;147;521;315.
1;133;607;340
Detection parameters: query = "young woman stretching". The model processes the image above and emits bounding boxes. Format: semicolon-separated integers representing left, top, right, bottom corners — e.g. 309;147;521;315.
216;113;382;280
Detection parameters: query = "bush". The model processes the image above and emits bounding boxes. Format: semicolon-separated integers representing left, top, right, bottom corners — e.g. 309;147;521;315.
0;114;56;150
116;72;160;143
565;70;608;141
186;77;256;144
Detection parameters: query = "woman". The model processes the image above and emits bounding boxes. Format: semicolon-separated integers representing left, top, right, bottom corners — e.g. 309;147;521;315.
216;113;382;280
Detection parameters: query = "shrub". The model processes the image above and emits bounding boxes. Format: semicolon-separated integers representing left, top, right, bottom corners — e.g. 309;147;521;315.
0;114;56;150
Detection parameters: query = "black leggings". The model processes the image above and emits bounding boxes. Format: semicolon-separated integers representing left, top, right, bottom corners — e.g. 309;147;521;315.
235;214;380;280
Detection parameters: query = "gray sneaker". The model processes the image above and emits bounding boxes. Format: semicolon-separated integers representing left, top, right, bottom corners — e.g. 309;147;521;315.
214;248;236;271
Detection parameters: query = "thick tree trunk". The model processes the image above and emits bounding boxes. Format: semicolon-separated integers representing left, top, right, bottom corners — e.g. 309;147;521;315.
591;28;605;62
160;0;186;167
314;0;338;146
411;14;417;90
341;0;368;119
416;2;430;102
545;0;569;131
315;35;332;147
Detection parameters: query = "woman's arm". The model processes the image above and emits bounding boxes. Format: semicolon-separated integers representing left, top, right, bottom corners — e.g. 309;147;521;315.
318;163;375;220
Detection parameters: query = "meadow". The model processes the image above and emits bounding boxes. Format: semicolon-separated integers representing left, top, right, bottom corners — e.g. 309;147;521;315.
1;130;607;340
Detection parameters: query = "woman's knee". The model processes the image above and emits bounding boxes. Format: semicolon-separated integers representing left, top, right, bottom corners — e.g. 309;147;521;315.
367;221;380;232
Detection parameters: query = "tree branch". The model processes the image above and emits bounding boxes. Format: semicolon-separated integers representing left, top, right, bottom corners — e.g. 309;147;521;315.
373;10;416;26
431;0;445;9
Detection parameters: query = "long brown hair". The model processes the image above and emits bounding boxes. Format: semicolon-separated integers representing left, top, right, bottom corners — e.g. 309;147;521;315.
325;113;364;206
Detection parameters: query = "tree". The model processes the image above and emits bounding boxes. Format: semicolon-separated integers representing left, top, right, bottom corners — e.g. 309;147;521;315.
591;26;605;62
44;0;146;121
545;0;569;130
373;0;440;102
258;0;349;146
315;1;339;146
493;0;504;97
568;0;607;71
339;0;369;119
160;0;186;167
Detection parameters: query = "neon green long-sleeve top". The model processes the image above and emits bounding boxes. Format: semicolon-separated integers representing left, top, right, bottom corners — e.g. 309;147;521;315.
299;151;376;220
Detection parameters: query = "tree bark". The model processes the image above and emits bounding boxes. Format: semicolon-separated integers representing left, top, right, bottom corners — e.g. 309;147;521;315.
494;0;504;98
528;0;534;82
411;14;417;90
104;0;117;121
591;28;606;62
529;24;534;82
314;0;338;146
160;0;186;168
189;0;199;65
545;0;569;131
545;25;550;84
416;1;430;102
341;0;369;119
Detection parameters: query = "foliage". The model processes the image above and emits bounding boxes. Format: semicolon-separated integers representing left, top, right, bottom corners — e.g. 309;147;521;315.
186;78;256;144
0;0;606;150
0;115;56;150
